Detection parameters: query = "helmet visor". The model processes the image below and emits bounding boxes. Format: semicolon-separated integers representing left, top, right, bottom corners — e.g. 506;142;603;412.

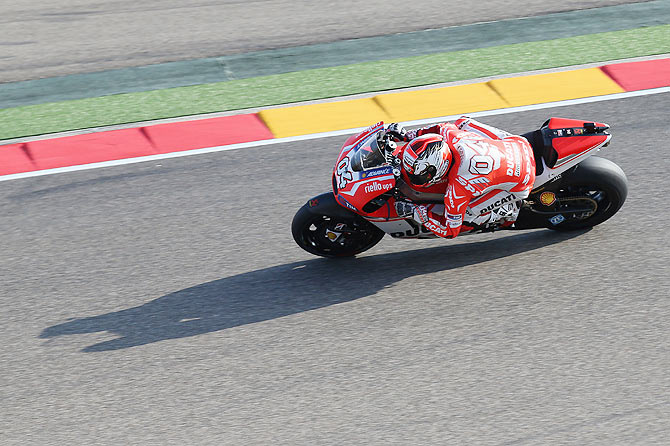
407;165;437;185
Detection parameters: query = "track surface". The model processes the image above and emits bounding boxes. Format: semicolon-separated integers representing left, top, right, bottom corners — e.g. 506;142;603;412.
0;0;651;82
2;94;669;444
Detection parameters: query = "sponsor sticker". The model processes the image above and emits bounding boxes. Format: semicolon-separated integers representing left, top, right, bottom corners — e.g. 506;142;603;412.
308;199;319;208
364;181;393;193
367;121;384;133
326;230;339;241
539;191;556;206
337;194;357;211
425;221;449;237
480;194;515;215
446;213;462;224
360;166;393;179
549;214;565;225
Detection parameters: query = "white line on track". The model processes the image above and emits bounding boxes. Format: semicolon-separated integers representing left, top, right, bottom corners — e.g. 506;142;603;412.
2;86;669;183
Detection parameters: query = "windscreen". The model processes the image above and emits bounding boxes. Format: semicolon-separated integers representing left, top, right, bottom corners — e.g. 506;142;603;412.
349;133;386;171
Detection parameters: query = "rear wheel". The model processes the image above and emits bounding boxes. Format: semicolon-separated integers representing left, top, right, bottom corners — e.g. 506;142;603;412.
546;156;628;231
292;203;385;258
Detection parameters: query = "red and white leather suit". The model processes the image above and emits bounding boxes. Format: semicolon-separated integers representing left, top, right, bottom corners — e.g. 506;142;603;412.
405;117;536;238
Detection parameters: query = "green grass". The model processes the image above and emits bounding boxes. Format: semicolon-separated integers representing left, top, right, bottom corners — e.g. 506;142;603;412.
2;25;669;141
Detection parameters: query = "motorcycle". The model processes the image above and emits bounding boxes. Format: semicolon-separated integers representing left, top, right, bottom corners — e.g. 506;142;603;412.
292;118;628;257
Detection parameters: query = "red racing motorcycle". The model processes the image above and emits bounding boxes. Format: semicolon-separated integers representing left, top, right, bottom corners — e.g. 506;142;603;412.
292;118;628;257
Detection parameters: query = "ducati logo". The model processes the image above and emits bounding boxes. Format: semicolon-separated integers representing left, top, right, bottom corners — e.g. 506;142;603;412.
480;195;516;215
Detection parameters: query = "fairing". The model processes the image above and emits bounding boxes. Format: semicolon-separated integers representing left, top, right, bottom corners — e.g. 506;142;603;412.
532;117;612;188
333;122;398;213
546;117;610;167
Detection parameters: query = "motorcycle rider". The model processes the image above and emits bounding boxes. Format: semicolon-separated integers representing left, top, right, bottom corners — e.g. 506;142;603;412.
384;117;536;238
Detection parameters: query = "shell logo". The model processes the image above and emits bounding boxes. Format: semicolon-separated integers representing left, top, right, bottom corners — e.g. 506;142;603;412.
540;191;556;206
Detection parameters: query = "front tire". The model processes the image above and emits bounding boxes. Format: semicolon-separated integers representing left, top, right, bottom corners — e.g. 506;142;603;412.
292;194;385;258
547;156;628;231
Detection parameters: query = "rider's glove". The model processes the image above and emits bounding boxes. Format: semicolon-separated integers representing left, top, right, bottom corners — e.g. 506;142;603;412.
413;205;429;225
395;201;416;218
396;201;430;224
386;123;408;142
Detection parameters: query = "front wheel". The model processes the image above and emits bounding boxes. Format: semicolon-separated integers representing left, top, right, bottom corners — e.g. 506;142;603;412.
292;193;385;258
546;156;628;231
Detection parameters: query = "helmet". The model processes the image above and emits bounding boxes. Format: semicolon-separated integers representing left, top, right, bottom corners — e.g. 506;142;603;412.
402;134;452;187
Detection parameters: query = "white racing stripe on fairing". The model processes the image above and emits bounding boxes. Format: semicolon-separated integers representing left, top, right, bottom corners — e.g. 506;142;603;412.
2;86;669;183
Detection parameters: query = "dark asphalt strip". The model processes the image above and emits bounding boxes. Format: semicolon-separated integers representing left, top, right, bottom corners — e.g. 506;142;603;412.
2;0;669;108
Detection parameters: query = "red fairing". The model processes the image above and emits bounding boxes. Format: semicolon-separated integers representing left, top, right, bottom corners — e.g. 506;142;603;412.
337;172;396;212
332;122;396;213
545;118;610;168
552;135;608;167
547;117;608;129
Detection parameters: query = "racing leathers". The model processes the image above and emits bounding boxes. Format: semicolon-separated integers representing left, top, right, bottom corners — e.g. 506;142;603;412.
399;117;536;238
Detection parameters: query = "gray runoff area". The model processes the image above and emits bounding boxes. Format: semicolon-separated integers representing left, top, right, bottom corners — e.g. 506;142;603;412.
2;92;669;444
2;0;669;108
0;0;653;82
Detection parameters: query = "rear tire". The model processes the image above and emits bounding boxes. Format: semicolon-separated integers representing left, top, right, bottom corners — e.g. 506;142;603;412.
291;195;385;258
547;156;627;231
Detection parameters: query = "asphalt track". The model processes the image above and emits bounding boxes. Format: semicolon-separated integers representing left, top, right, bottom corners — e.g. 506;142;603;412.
5;1;669;108
1;0;653;82
2;93;669;444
